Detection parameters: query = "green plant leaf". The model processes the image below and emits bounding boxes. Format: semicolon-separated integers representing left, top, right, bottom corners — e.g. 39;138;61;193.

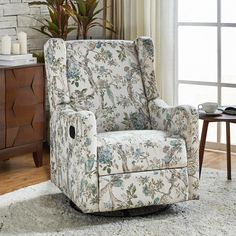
33;52;45;63
46;20;60;32
87;1;99;17
32;26;52;38
30;0;72;40
69;0;77;11
78;0;87;16
49;8;58;25
67;27;76;33
91;8;104;18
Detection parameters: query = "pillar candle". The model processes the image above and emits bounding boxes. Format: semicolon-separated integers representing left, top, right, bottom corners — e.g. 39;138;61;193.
12;43;20;55
1;35;11;55
18;32;27;54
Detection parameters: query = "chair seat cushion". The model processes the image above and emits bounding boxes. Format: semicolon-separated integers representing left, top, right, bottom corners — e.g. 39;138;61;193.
97;130;187;176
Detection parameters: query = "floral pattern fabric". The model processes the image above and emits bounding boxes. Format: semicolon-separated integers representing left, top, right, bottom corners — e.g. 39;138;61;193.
99;167;189;212
50;104;98;213
98;130;187;176
148;98;199;200
66;39;152;132
136;37;159;101
44;39;70;111
44;37;199;213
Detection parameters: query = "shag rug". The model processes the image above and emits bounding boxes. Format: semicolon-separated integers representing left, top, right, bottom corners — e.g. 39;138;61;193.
0;169;235;236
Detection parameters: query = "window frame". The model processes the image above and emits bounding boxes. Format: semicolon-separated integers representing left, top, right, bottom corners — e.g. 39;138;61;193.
175;0;236;151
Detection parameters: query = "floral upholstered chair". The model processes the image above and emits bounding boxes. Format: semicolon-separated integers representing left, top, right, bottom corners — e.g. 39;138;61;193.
44;37;199;213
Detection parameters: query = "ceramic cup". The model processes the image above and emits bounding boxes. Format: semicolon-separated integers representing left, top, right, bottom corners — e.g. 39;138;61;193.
198;102;218;113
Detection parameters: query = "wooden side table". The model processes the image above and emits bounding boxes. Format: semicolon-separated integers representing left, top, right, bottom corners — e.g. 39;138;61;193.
0;64;45;167
199;114;236;180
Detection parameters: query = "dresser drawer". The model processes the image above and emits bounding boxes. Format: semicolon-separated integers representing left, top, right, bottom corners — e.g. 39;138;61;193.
5;66;44;148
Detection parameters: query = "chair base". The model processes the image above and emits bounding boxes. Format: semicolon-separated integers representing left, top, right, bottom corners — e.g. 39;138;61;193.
70;201;169;217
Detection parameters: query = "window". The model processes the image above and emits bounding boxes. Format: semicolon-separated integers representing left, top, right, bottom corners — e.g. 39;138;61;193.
176;0;236;148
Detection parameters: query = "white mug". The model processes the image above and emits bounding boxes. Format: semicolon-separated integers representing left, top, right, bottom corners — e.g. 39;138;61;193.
198;102;218;113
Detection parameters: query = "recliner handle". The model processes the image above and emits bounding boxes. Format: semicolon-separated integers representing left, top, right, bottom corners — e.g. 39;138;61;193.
69;126;75;139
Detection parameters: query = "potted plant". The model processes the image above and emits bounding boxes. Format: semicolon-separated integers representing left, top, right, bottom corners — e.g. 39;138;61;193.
30;0;114;61
29;0;75;40
68;0;114;39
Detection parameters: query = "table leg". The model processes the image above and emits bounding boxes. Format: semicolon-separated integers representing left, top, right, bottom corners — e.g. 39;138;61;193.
226;122;232;180
199;121;209;178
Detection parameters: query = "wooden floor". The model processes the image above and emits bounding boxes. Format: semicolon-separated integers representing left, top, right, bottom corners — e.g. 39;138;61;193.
0;147;50;195
0;147;236;195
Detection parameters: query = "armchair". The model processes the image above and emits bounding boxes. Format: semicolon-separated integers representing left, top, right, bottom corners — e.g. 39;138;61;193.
44;37;199;213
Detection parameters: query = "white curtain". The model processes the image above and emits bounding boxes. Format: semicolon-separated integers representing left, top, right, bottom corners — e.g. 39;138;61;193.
159;0;176;106
105;0;176;105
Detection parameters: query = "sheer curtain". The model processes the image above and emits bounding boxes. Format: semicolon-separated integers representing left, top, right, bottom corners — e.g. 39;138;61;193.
105;0;176;105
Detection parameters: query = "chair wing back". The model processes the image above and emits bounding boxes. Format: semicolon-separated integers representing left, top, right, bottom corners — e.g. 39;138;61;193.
44;37;159;132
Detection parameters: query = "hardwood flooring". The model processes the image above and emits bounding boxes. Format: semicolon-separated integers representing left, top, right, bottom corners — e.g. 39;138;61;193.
0;147;50;195
0;147;236;195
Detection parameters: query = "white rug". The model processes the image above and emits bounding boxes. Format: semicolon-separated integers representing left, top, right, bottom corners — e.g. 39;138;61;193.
0;169;236;236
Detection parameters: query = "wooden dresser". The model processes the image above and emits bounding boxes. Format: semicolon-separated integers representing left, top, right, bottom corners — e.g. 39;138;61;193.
0;64;45;167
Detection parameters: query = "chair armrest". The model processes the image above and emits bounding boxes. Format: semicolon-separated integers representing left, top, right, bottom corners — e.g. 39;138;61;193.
50;104;98;212
148;98;199;200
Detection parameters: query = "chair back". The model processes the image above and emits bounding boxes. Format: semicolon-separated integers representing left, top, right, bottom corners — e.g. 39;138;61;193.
44;37;159;132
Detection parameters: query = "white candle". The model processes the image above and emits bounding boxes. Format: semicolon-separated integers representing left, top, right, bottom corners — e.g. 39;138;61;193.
18;32;27;54
1;35;11;55
12;43;20;55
